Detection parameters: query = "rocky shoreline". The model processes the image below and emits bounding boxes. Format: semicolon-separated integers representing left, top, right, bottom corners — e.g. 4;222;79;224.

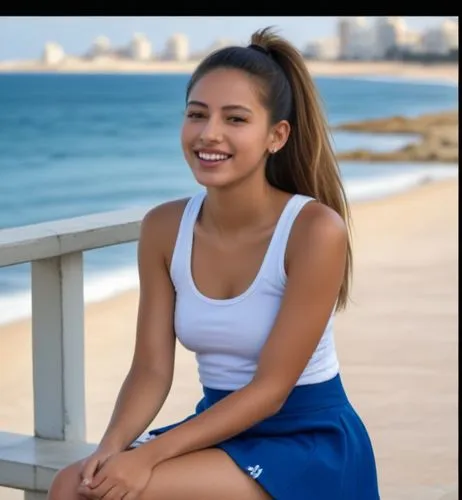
334;110;458;164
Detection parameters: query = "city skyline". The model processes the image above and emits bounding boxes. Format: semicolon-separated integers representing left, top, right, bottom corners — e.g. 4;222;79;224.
0;16;452;60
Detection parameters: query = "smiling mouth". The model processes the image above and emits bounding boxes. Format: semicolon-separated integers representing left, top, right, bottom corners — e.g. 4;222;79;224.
195;151;233;163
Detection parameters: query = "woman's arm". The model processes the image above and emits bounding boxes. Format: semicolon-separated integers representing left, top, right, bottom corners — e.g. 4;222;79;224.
137;202;348;467
97;201;183;453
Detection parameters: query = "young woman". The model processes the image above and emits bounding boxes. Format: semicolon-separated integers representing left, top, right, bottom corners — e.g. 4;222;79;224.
48;27;380;500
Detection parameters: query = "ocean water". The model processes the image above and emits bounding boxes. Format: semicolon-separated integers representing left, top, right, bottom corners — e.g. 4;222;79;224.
0;73;458;325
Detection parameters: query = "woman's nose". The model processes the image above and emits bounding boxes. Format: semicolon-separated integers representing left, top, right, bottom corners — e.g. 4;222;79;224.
199;117;223;143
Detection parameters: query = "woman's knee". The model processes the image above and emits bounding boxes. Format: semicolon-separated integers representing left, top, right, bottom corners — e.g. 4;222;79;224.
137;449;270;500
47;460;83;500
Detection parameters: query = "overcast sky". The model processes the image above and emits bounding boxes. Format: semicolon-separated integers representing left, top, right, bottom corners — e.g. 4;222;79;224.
0;16;451;60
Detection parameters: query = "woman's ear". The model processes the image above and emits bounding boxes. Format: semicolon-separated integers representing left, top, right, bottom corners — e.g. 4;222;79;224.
269;120;291;154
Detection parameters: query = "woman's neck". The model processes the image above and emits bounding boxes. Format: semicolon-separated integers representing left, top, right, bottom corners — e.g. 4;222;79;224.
201;179;288;236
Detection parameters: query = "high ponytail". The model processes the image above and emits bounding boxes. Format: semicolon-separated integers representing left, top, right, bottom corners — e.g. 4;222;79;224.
186;27;353;311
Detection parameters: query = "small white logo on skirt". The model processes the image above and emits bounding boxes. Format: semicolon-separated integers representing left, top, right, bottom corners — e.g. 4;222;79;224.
246;464;263;479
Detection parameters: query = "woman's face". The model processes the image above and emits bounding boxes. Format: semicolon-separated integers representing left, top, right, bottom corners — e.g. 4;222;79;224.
181;68;277;190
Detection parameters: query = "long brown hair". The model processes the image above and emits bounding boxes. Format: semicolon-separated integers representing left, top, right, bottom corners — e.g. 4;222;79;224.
186;27;353;311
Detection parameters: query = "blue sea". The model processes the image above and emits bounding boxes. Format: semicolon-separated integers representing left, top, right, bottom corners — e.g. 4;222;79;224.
0;73;458;325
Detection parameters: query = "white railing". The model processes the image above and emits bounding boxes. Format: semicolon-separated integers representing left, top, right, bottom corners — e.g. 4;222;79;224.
0;206;149;499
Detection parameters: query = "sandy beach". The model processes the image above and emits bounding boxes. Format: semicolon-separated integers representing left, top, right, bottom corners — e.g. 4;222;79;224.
0;58;458;84
0;177;458;499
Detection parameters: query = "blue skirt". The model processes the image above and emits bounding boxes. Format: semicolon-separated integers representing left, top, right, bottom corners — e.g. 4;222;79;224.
136;374;380;499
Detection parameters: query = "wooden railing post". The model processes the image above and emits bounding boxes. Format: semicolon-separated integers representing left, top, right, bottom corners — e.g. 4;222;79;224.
31;252;86;441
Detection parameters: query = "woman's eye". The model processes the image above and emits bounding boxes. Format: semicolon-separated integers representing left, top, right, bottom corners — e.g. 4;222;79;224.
185;112;246;123
228;116;246;123
186;111;205;119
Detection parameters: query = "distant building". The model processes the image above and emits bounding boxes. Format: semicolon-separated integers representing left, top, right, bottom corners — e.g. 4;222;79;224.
89;36;111;59
422;18;458;55
129;33;152;61
442;18;459;51
42;42;65;65
304;37;339;60
337;18;352;59
338;17;374;60
164;33;189;61
374;17;408;58
399;30;423;55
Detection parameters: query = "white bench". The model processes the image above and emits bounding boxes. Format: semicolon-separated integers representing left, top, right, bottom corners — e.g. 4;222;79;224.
0;431;97;498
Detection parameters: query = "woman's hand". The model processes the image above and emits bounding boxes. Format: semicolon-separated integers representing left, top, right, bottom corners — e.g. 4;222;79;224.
78;446;119;495
77;448;152;499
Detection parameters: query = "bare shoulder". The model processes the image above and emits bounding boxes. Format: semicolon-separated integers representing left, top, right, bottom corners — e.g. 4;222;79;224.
298;201;347;239
287;201;348;265
140;197;190;264
141;197;190;233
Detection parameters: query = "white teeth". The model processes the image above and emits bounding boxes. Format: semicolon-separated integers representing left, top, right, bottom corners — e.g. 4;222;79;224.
197;152;230;161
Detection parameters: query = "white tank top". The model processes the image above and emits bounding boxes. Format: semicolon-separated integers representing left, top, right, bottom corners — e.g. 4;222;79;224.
170;191;340;390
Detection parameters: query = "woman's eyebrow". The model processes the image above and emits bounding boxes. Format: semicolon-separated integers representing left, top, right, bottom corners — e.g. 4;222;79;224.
186;100;253;114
